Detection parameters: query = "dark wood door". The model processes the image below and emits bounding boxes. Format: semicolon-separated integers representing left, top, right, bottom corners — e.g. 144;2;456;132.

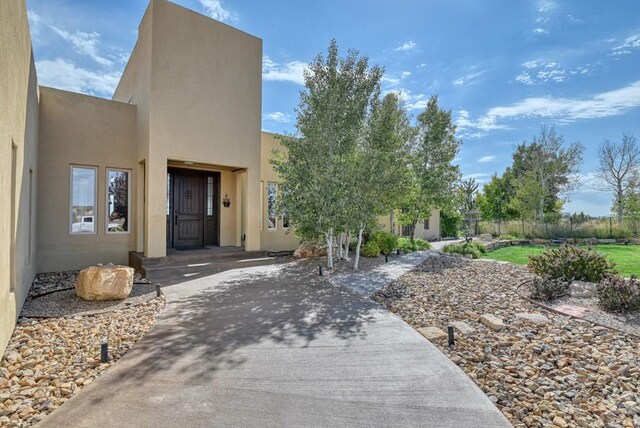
173;171;204;248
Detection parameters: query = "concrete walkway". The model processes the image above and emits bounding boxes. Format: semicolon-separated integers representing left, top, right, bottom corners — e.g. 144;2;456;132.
40;260;509;428
331;240;465;296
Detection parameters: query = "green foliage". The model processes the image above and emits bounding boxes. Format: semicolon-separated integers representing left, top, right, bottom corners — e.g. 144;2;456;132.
443;242;486;259
478;174;518;226
361;240;381;257
529;277;569;301
528;244;616;282
597;275;640;312
399;95;461;234
397;237;431;253
440;209;462;237
509;126;584;222
371;231;398;255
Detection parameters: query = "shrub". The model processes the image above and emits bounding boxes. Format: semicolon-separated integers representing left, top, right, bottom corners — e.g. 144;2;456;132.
442;242;486;259
529;277;570;301
528;244;616;283
372;231;398;255
361;240;381;257
597;275;640;312
398;237;431;253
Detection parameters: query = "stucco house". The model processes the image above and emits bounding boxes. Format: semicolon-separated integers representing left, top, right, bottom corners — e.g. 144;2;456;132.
0;0;439;356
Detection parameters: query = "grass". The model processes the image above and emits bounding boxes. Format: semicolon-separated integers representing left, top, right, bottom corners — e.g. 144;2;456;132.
481;244;640;278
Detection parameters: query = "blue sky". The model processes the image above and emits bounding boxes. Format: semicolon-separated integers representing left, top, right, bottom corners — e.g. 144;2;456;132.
27;0;640;216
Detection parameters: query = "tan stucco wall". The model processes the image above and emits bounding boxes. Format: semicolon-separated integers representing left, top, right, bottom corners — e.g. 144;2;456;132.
114;0;262;256
260;132;300;251
113;1;154;254
0;0;39;357
37;87;137;272
378;209;441;241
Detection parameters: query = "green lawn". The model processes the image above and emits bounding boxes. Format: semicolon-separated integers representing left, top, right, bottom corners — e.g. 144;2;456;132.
481;244;640;277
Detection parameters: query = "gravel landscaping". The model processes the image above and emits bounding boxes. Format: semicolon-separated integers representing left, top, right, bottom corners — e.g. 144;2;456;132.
375;255;640;428
0;273;164;427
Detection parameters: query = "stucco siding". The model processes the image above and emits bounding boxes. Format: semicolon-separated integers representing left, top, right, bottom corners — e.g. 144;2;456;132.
260;132;300;251
37;87;137;272
0;0;39;356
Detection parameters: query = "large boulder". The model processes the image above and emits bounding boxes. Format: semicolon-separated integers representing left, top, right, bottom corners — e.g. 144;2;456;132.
479;233;493;242
293;242;327;258
568;280;597;298
76;265;133;301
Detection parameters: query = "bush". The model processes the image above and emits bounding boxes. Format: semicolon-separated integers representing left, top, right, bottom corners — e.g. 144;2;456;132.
372;231;398;255
398;237;431;253
597;275;640;312
361;240;381;257
528;244;616;283
442;242;486;259
529;276;570;301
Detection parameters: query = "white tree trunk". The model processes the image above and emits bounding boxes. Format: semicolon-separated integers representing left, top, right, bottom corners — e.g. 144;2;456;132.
338;232;344;259
344;231;350;260
353;225;364;271
617;184;624;225
390;211;396;235
326;229;334;269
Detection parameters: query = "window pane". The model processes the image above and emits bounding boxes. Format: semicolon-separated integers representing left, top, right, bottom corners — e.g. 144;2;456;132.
71;166;96;234
267;182;277;229
281;184;290;228
166;173;171;216
207;176;213;216
107;170;129;233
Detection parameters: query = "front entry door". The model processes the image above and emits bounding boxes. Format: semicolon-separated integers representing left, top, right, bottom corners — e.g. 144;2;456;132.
173;171;204;248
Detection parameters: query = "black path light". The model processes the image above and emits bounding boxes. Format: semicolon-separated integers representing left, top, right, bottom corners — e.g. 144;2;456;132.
447;325;455;347
100;341;109;363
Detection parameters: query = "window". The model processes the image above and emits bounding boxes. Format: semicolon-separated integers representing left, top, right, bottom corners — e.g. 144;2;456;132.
107;169;130;233
267;182;277;230
70;165;97;234
28;168;33;265
10;143;17;291
281;185;290;229
207;176;214;216
424;218;429;230
166;172;171;216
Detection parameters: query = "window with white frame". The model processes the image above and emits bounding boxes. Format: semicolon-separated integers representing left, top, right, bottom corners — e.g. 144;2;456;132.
267;182;277;230
281;184;290;229
70;165;97;234
107;169;130;233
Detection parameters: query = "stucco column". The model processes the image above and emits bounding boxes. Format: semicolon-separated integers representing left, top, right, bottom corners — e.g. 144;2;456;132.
144;157;167;257
244;167;261;251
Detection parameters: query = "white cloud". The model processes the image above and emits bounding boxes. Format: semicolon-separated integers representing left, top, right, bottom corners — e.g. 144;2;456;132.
478;156;496;163
537;0;556;13
36;58;121;97
452;69;485;87
51;27;113;66
264;112;292;123
611;33;640;56
199;0;237;23
533;28;548;34
463;173;491;184
514;60;591;85
457;80;640;138
395;41;416;51
262;56;306;85
401;71;411;78
386;89;427;110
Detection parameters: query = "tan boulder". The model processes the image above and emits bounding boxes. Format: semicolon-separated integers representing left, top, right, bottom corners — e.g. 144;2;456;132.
76;265;133;301
417;326;448;341
480;314;505;331
293;242;327;258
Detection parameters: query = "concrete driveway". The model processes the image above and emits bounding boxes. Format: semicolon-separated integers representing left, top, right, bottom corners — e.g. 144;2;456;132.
39;261;509;428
